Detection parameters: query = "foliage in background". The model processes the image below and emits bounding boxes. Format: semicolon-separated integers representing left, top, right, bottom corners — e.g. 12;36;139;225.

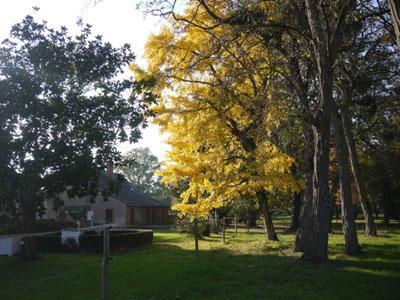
118;147;171;200
0;16;154;259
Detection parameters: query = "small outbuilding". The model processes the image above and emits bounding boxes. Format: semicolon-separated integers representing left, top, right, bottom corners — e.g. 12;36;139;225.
44;170;171;226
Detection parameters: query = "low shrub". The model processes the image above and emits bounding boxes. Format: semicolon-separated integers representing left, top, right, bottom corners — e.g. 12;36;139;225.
36;219;77;232
36;235;63;252
36;235;80;253
0;219;77;235
79;230;153;253
175;220;211;237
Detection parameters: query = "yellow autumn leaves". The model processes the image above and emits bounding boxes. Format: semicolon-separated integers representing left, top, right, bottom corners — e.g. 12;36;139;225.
134;2;302;219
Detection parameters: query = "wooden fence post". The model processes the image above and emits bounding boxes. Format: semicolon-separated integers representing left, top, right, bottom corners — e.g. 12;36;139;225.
102;226;110;300
214;210;219;233
222;217;226;244
194;219;199;259
234;216;238;237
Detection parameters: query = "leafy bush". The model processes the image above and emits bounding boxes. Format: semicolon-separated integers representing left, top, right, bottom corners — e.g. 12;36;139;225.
63;238;79;252
36;219;77;232
175;220;211;237
36;235;63;252
0;219;77;235
79;230;153;253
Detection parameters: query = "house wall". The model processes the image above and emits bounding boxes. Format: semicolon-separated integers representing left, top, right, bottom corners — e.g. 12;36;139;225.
44;193;171;226
91;196;127;225
128;206;170;226
129;207;146;225
44;193;128;225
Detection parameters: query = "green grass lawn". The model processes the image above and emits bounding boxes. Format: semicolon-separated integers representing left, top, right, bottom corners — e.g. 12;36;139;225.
1;219;399;300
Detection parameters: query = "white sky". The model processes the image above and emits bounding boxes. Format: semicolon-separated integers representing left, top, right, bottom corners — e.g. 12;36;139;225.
0;0;170;160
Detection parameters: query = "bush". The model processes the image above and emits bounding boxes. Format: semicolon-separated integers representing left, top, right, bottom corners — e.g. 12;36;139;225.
36;235;63;252
36;219;77;232
79;230;153;253
63;238;79;252
0;219;77;235
202;223;210;237
0;216;21;235
175;220;211;237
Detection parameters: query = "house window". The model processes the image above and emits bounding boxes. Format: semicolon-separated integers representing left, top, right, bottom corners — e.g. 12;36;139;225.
105;209;113;224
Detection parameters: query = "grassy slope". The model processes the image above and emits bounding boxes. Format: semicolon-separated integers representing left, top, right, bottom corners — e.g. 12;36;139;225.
0;220;399;300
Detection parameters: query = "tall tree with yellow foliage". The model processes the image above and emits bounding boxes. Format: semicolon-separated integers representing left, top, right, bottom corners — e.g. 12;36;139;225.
142;0;368;261
137;4;300;241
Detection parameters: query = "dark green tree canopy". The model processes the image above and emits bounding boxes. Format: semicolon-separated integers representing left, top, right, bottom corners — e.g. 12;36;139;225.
0;16;155;223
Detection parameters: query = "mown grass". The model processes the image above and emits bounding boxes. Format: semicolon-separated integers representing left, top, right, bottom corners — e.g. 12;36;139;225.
0;219;399;300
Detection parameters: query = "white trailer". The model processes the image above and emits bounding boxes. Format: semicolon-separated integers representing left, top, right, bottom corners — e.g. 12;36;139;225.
0;236;21;256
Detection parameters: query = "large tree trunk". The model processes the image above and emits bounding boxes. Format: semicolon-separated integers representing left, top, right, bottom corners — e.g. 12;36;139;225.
302;0;336;263
303;0;356;263
342;90;377;235
303;123;331;263
295;129;314;252
389;0;400;50
335;113;361;256
256;190;279;241
19;202;39;261
289;192;302;232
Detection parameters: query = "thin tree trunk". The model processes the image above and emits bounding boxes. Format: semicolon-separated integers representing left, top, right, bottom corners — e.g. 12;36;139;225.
222;217;226;244
289;192;301;232
336;205;340;219
342;89;377;235
213;210;219;234
335;113;361;255
234;215;238;237
101;226;110;300
256;190;279;241
194;219;199;258
247;210;256;228
389;0;400;50
295;129;314;252
328;194;335;234
328;173;340;234
329;170;340;233
383;183;390;226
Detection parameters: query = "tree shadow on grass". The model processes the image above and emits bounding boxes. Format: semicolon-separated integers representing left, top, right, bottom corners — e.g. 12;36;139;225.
1;241;400;300
112;244;400;300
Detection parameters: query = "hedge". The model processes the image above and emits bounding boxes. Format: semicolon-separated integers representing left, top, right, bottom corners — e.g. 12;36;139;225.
79;230;153;253
0;219;76;235
36;235;63;252
35;229;153;253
